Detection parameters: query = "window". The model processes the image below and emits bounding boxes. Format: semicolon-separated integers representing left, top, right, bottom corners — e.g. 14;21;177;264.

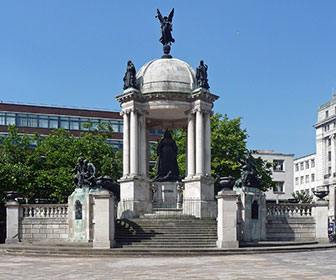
295;177;299;185
49;117;58;129
311;173;315;182
305;175;309;183
39;117;49;128
328;138;332;146
69;118;80;130
300;176;304;184
273;160;284;171
60;117;70;129
329;167;332;175
328;151;332;161
6;113;15;125
311;159;315;168
305;160;309;169
326;110;329;118
274;182;285;193
295;163;299;172
0;113;5;125
300;162;304;170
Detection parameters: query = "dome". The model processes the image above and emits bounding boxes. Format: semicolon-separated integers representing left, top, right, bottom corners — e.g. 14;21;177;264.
136;58;196;95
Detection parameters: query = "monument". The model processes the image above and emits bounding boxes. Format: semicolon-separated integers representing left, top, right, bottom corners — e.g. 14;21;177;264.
116;9;219;218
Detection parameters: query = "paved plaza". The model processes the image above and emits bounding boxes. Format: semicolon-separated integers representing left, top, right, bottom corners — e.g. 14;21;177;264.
1;249;336;279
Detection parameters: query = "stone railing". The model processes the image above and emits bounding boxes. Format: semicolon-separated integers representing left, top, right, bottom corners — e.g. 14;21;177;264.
21;204;68;218
266;203;314;217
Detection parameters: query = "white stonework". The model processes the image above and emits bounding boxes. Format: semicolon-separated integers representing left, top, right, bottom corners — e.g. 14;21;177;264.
254;150;294;202
116;57;218;218
293;153;317;196
5;201;20;244
297;94;336;223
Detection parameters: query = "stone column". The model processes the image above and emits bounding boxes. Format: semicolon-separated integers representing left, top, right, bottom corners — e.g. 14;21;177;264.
195;109;204;175
122;111;130;177
313;200;329;243
130;109;139;176
5;200;20;244
139;113;147;177
216;190;239;248
204;111;211;176
187;112;195;177
332;135;336;177
92;189;116;249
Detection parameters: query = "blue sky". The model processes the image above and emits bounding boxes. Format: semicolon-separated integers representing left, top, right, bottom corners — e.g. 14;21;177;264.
1;1;335;158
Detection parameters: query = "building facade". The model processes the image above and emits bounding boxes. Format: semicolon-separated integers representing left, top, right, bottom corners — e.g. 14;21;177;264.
293;154;317;196
254;150;294;202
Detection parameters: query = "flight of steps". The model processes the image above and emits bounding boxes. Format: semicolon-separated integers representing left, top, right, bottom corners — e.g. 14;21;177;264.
115;217;217;248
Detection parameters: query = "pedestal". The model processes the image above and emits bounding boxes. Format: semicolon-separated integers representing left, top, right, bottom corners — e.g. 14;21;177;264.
118;177;152;218
182;175;216;218
216;190;239;248
313;200;329;243
68;187;93;242
152;181;178;208
92;189;116;249
5;201;20;244
234;186;266;242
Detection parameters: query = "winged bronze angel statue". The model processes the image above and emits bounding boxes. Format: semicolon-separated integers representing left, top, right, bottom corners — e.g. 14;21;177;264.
156;8;175;46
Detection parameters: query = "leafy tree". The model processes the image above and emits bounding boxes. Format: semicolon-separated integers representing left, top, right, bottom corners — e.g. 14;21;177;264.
0;124;122;205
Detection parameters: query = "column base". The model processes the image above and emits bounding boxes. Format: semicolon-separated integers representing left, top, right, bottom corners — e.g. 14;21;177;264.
217;240;239;249
118;177;152;218
93;240;116;249
182;175;216;219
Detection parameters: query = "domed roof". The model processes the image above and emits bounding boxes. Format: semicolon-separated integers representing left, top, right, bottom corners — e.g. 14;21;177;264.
136;58;196;95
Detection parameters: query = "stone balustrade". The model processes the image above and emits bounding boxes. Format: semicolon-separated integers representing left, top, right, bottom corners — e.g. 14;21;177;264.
266;203;314;217
21;204;68;218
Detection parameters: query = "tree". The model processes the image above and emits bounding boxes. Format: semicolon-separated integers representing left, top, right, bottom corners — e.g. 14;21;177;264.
0;124;122;205
291;191;313;203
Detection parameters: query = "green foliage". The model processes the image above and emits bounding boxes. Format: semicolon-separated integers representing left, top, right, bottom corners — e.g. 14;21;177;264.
0;124;122;205
291;191;313;204
252;152;276;192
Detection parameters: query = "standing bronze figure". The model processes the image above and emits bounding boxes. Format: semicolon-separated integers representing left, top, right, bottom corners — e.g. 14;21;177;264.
123;60;137;90
196;60;210;89
154;130;180;182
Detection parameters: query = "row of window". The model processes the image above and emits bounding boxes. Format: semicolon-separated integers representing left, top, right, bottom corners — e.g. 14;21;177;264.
0;112;124;133
295;159;315;172
295;173;315;185
0;112;165;136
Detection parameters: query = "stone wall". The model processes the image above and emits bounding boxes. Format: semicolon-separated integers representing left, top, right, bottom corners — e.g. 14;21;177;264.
266;216;316;241
266;203;316;241
19;204;69;242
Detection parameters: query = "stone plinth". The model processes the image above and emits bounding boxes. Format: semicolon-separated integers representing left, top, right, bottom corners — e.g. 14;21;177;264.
216;190;239;248
183;175;216;218
68;187;93;242
5;201;20;244
118;177;152;218
235;186;266;242
92;189;116;249
152;181;178;208
313;200;329;243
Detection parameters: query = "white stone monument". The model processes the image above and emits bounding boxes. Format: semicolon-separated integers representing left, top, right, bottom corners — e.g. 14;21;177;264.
116;58;218;218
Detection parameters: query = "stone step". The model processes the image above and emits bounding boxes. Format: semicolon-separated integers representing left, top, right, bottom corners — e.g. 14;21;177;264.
120;244;217;248
115;234;217;238
116;237;218;242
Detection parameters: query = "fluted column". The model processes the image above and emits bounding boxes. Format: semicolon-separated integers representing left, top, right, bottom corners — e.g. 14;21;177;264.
196;108;204;175
204;111;211;176
139;113;147;177
122;111;130;177
130;109;139;176
187;112;195;177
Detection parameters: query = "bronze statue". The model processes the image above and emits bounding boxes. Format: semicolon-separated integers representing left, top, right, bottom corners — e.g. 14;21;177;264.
71;157;96;188
156;8;175;46
71;157;85;188
123;60;137;90
154;130;180;182
235;151;261;189
196;60;210;89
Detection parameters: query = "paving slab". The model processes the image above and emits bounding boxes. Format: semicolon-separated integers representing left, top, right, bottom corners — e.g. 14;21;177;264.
1;249;336;279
